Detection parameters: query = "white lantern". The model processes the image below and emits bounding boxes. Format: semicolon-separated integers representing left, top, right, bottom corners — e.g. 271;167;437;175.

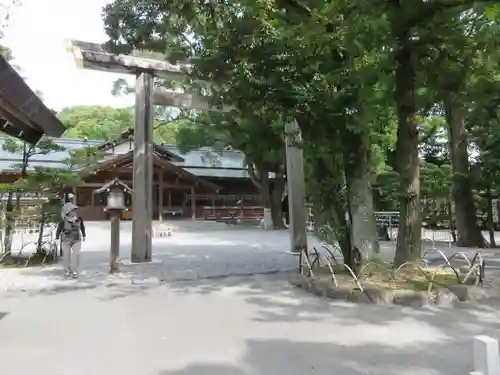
106;187;126;210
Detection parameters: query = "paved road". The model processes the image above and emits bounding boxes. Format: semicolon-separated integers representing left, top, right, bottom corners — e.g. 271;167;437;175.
1;273;500;375
1;222;500;374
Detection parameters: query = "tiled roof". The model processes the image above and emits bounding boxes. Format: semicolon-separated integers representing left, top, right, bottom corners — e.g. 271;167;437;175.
163;145;250;178
0;137;102;172
90;150;220;191
0;136;250;178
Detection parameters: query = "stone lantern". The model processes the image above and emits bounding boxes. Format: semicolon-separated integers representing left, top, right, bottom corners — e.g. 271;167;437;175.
93;178;133;273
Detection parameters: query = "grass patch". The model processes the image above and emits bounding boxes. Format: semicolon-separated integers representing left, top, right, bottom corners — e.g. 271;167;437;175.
0;252;58;268
311;262;477;291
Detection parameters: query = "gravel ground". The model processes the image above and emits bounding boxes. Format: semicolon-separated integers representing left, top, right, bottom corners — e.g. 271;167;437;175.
1;221;500;375
0;221;498;293
0;222;301;292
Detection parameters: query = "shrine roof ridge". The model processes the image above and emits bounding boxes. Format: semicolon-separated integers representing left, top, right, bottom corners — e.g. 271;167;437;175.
0;135;251;179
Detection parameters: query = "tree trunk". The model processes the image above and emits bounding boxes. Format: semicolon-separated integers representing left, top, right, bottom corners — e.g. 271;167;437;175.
393;43;422;266
447;199;457;243
15;193;21;217
444;99;486;248
282;195;289;225
36;214;46;253
3;191;14;255
331;195;353;268
270;175;286;229
248;164;273;229
312;195;352;263
344;132;379;260
260;170;272;229
373;185;390;240
486;187;496;248
1;145;32;258
309;167;353;268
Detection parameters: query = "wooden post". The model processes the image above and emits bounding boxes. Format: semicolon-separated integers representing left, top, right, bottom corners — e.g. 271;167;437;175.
109;210;120;273
168;190;172;208
191;187;196;220
158;172;164;222
131;72;153;262
285;119;308;253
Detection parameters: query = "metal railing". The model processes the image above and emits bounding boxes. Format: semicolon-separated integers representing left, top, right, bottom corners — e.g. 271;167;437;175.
0;222;59;266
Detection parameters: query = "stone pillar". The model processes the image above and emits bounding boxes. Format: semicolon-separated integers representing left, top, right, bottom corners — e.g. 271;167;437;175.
131;72;153;262
472;335;500;375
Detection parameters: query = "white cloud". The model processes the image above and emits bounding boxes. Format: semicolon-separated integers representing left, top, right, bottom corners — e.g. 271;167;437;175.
2;0;134;111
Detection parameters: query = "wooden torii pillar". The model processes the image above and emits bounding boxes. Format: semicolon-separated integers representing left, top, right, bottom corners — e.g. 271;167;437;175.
67;40;190;262
67;41;307;256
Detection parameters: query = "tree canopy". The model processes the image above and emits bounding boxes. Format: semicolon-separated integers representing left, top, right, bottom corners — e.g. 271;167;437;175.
58;106;134;140
99;0;500;266
57;105;179;144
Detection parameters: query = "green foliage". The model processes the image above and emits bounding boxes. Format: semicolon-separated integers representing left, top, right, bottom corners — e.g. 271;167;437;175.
0;137;102;200
58;105;134;140
2;137;65;175
100;0;500;257
176;111;285;171
100;0;392;259
65;146;104;172
0;44;12;60
57;105;180;144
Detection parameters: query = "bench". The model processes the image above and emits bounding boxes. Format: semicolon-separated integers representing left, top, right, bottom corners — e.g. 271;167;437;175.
153;224;173;237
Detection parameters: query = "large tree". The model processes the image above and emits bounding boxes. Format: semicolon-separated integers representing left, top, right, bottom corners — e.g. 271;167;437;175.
102;0;386;266
102;0;500;267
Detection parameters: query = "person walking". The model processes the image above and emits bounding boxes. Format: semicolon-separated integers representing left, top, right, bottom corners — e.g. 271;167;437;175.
56;202;86;279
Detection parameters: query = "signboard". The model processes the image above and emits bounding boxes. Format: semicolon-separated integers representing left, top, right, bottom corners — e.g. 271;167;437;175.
375;212;399;227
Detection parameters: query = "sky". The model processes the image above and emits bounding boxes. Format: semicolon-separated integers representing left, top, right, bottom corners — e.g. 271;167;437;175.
2;0;135;111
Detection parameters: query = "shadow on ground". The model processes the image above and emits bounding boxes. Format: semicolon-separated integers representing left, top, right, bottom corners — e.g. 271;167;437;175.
157;338;468;375
3;270;500;374
150;275;500;375
5;225;500;374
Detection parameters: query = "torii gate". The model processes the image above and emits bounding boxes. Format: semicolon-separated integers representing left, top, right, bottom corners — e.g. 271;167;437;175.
66;40;307;262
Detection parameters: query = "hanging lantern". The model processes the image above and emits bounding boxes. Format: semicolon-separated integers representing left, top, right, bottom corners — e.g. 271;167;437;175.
92;178;133;212
106;187;126;210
